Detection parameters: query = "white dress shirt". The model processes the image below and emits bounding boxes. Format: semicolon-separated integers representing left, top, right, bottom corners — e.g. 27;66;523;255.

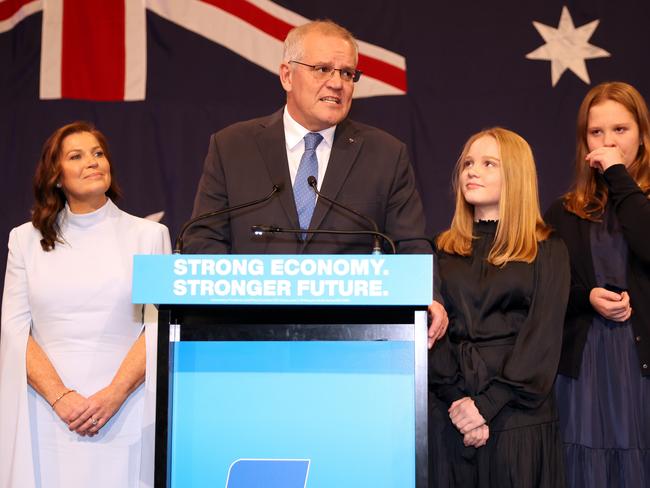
283;106;336;191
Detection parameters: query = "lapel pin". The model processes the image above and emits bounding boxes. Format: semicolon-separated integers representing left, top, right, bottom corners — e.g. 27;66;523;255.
348;137;354;143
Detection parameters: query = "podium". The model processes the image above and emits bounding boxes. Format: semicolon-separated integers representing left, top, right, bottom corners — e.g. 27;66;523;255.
133;255;432;488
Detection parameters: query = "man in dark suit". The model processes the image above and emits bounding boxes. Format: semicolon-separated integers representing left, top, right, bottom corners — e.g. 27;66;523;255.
185;20;447;343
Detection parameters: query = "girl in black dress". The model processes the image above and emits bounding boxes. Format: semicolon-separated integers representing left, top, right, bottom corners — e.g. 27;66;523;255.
545;81;650;487
430;127;570;487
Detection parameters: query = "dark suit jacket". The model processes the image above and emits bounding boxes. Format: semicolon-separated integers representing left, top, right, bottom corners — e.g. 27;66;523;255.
545;164;650;377
184;109;432;255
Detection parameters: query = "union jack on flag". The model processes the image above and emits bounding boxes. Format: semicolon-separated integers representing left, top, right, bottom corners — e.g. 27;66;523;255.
0;0;407;101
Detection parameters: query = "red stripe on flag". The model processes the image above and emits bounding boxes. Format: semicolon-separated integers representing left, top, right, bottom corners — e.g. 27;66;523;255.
200;0;293;41
357;54;407;92
61;0;125;101
199;0;406;92
0;0;35;21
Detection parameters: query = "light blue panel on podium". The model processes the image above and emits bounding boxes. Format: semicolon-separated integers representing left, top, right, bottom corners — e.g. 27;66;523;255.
169;341;416;488
226;459;310;488
132;254;432;305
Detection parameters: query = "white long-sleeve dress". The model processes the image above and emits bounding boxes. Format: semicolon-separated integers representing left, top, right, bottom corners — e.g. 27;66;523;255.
0;199;171;488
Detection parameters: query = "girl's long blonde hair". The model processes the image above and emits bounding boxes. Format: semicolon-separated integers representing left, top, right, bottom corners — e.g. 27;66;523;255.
436;127;550;266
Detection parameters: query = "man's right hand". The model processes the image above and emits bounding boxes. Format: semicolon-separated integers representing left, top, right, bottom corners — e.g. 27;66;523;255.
427;300;449;349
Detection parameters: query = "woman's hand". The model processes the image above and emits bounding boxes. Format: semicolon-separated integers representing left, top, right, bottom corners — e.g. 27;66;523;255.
463;424;489;448
67;334;146;436
52;390;90;427
448;397;486;434
585;146;626;172
589;288;632;322
66;384;129;436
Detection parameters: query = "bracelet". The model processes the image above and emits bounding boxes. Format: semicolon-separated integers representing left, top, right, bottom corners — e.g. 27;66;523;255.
50;389;75;409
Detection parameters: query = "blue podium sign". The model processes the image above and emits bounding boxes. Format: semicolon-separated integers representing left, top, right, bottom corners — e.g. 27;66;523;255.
171;341;416;487
132;254;432;306
144;255;431;487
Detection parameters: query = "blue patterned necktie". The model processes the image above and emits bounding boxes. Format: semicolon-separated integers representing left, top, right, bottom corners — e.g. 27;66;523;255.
294;132;323;238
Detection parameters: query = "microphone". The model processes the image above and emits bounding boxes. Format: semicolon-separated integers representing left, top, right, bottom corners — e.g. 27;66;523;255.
250;225;397;254
306;176;385;254
174;185;280;254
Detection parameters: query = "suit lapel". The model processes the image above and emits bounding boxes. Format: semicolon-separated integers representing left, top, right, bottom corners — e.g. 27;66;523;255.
308;119;362;238
254;110;300;228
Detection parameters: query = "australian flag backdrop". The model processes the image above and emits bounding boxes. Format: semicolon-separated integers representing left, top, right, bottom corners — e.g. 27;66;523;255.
2;0;650;294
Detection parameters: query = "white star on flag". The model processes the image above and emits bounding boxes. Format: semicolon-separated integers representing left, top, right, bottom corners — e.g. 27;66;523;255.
526;6;610;87
144;211;165;223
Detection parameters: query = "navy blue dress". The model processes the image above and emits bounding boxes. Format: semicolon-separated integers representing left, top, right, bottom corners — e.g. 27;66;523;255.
555;207;650;487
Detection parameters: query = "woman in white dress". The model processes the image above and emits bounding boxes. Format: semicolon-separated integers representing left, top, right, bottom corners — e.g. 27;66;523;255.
0;121;171;488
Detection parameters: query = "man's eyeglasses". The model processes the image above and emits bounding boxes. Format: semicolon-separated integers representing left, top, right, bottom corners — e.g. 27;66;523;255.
289;60;362;83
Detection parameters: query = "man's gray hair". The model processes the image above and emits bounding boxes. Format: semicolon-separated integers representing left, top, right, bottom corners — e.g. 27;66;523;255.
282;20;359;65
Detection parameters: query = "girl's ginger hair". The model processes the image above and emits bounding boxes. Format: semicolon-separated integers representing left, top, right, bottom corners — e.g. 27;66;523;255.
564;81;650;220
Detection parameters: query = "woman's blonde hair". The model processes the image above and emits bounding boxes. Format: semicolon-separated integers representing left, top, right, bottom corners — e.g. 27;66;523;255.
436;127;550;266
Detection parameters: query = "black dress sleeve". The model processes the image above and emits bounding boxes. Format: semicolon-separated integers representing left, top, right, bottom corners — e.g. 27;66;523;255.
428;248;464;405
544;201;592;318
472;238;571;423
432;246;444;304
429;334;466;405
604;164;650;264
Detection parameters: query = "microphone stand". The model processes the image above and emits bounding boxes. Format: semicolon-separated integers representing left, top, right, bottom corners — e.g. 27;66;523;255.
307;176;384;254
174;185;280;254
251;225;397;254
